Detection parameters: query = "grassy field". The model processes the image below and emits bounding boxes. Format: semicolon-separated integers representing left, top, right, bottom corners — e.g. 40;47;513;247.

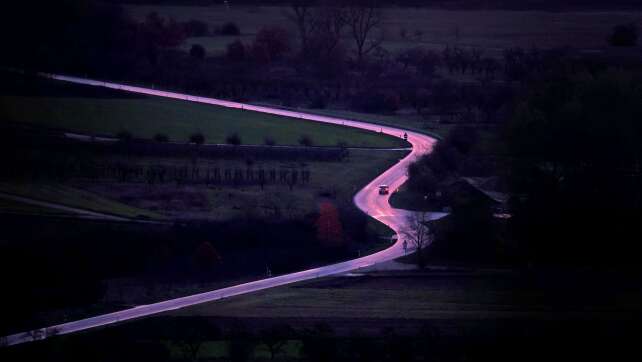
126;5;642;57
0;182;164;220
252;101;448;139
0;76;406;148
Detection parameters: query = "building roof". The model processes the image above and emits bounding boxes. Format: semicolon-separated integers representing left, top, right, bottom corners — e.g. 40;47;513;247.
460;177;509;204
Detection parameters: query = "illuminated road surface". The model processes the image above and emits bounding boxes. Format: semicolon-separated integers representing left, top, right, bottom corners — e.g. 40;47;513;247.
3;74;445;346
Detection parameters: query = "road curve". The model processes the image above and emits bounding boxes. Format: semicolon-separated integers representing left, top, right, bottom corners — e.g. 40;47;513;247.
2;73;445;346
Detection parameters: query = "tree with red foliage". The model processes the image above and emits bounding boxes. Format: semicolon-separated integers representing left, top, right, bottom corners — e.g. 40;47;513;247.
315;201;344;247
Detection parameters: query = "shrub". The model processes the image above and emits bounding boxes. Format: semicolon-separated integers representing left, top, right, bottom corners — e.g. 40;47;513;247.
189;132;205;145
383;93;401;112
116;130;132;142
219;22;240;36
183;19;209;37
298;134;314;147
226;133;242;146
264;137;276;146
308;95;327;109
226;40;246;61
608;23;638;47
154;133;169;142
189;44;206;59
352;91;400;113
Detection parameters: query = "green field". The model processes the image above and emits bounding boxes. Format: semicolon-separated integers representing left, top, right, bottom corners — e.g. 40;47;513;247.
268;104;448;140
0;182;164;220
0;92;406;148
127;5;642;57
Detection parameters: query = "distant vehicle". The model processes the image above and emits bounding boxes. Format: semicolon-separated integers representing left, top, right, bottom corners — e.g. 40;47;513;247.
379;185;390;195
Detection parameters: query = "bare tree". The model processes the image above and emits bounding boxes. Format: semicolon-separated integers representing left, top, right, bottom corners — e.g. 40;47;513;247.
401;211;434;268
176;319;220;362
260;324;294;361
286;0;316;55
288;1;347;60
309;3;347;59
345;0;384;64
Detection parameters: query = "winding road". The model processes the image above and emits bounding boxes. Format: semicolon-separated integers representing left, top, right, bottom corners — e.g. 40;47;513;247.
2;73;444;347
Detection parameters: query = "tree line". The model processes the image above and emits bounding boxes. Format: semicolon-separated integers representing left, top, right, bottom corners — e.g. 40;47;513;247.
0;2;554;124
405;65;642;268
4;1;637;128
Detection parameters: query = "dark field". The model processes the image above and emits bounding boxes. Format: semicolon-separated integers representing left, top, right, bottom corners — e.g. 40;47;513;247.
6;267;639;361
173;268;642;329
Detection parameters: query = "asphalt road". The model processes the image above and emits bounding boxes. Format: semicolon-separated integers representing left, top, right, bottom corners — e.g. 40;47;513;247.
2;73;445;346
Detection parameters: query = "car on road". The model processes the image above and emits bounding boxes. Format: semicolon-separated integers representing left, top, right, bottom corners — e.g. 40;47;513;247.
379;185;390;195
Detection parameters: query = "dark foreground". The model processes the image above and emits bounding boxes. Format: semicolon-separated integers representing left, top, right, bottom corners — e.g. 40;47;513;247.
4;267;640;361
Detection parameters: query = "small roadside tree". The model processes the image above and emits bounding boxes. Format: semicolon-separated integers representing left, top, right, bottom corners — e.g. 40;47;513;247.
226;132;242;146
189;132;205;145
401;211;434;268
264;136;276;146
175;318;221;362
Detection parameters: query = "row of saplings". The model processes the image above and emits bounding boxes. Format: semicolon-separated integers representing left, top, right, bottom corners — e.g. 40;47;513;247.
17;160;313;189
97;163;311;189
118;131;319;148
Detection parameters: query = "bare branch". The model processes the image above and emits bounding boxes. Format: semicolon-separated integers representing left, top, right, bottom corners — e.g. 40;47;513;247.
346;0;384;63
285;1;317;55
401;211;434;267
